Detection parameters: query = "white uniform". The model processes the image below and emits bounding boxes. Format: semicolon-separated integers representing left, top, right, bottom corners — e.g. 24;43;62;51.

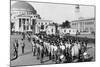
65;43;69;48
46;43;50;52
60;45;65;50
50;45;54;55
53;45;57;52
31;41;35;47
39;45;43;51
77;43;81;50
65;43;71;49
36;43;39;48
31;40;35;52
71;44;79;57
43;42;47;48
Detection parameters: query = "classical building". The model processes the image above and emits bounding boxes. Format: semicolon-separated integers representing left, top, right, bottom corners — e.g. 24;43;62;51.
11;1;55;35
58;27;77;35
46;23;57;35
11;1;41;34
71;18;95;33
35;19;53;34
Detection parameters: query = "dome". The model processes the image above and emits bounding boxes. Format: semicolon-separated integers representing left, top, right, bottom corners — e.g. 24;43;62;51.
11;1;37;14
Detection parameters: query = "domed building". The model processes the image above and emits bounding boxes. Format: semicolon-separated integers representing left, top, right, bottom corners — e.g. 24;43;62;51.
11;1;41;33
11;1;37;16
11;1;54;35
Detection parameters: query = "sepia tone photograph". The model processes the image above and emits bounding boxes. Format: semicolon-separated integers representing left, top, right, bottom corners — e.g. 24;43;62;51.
10;0;95;66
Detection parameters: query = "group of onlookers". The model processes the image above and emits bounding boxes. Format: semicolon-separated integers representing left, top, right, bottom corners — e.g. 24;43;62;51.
11;38;25;60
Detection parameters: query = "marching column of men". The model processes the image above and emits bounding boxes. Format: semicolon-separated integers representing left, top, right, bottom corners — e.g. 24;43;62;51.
31;36;88;64
12;33;92;63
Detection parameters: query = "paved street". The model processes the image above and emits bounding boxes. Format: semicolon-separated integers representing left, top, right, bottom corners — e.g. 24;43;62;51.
11;52;55;66
10;34;32;58
10;34;55;66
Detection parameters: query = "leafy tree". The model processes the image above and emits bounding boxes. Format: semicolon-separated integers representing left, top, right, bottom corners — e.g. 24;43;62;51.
61;20;71;28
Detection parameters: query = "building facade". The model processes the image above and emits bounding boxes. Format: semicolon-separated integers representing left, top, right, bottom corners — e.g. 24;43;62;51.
58;26;77;35
35;19;52;34
71;18;95;33
11;1;54;35
11;1;41;34
46;23;57;35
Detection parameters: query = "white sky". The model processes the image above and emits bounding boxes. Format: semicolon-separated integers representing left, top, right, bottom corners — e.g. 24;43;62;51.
11;1;95;24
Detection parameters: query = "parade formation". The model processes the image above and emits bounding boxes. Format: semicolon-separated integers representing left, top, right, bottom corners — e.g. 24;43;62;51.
11;32;95;64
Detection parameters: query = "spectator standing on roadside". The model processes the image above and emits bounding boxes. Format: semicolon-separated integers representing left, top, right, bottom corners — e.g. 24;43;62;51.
21;39;25;54
13;39;19;58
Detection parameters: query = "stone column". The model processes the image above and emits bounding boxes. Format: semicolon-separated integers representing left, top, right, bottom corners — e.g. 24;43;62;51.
28;18;31;31
19;18;22;32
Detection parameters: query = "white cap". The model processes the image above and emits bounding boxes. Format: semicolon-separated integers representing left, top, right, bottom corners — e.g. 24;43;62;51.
83;52;88;56
60;55;64;59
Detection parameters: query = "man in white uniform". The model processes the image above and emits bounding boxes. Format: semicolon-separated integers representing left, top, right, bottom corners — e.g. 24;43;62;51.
53;44;58;61
71;43;79;60
31;39;36;56
60;42;65;54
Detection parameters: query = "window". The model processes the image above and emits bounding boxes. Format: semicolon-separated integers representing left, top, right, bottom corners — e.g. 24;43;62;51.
51;29;53;32
27;26;29;30
23;25;25;30
11;23;14;29
19;18;21;28
69;30;71;32
41;25;44;29
38;22;40;25
64;30;66;32
84;28;88;32
86;22;94;25
45;23;47;25
31;26;33;29
32;19;35;25
14;17;16;19
23;19;25;24
41;23;43;25
90;27;94;31
27;19;29;21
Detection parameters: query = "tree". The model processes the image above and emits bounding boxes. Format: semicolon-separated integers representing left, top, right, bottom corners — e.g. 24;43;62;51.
61;20;71;28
